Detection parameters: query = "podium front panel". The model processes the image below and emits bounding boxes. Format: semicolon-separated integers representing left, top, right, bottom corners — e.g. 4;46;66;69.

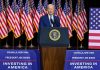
39;27;69;47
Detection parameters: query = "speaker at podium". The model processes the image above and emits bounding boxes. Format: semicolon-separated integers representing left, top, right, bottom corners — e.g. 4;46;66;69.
38;27;69;70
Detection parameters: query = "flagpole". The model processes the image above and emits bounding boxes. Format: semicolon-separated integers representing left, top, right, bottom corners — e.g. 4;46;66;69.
4;0;9;48
18;38;22;48
80;0;83;49
24;36;27;49
18;0;23;49
77;0;80;50
25;18;27;49
13;0;17;49
29;0;34;49
18;8;22;49
66;0;72;49
12;33;14;49
80;41;83;49
18;28;22;49
68;0;73;49
5;36;9;48
66;0;70;49
29;40;33;48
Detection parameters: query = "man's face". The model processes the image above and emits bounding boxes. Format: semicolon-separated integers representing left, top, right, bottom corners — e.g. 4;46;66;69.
47;5;55;15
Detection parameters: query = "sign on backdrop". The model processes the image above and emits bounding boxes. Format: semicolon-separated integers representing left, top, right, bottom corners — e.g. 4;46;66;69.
64;50;100;70
0;50;40;70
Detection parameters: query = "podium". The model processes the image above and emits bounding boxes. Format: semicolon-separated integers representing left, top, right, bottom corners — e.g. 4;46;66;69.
39;27;69;70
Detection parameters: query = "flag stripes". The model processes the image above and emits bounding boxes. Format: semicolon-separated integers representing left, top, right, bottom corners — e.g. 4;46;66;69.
0;0;87;42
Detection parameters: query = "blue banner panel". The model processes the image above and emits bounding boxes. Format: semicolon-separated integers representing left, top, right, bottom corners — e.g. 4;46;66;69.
64;50;100;70
0;49;40;70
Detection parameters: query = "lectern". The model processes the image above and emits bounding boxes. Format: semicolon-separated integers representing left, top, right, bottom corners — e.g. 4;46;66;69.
39;27;69;70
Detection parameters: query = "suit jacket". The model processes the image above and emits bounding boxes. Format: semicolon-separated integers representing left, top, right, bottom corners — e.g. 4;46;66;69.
39;14;60;29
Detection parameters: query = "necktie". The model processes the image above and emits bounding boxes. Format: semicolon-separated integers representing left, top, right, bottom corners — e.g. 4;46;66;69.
50;15;54;25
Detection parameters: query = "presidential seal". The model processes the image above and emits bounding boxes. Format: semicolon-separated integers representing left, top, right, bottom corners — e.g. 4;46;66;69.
49;29;61;41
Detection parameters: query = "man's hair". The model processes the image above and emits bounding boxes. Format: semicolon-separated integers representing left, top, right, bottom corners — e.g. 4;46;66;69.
47;4;55;9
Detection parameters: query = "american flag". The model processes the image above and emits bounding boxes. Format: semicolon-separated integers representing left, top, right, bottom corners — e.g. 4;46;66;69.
29;0;36;18
56;0;67;27
43;0;48;14
72;3;84;41
33;0;42;32
0;0;8;39
12;0;21;38
18;0;23;10
81;0;88;33
6;0;15;33
56;0;62;16
72;3;78;32
65;1;72;38
18;0;24;33
60;2;67;27
52;0;58;16
22;0;34;41
37;0;45;17
77;2;84;41
89;8;100;49
29;0;36;33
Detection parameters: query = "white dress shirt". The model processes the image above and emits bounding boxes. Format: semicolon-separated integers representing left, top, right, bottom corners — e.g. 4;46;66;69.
48;15;54;27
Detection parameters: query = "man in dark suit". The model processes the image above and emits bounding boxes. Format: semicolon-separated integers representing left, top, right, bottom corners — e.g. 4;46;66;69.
39;4;60;29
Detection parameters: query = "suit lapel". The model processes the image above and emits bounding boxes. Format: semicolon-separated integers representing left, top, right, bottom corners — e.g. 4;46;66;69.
53;16;56;27
45;15;51;27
